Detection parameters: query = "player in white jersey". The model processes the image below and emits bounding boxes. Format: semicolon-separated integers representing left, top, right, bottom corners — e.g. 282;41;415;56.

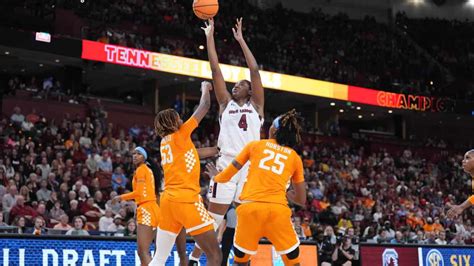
188;18;264;265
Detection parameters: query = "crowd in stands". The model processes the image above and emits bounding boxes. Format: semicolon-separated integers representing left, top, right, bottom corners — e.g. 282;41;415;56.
395;12;474;101
0;99;472;264
1;1;473;101
56;0;474;101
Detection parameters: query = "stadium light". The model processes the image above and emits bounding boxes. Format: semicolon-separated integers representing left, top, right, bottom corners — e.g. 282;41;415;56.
330;102;336;106
199;45;205;50
409;0;424;5
356;106;361;110
467;0;474;7
388;110;393;114
339;109;344;113
358;115;363;119
4;51;9;55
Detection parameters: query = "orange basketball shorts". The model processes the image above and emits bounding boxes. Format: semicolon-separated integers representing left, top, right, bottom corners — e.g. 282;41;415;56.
234;202;300;255
136;200;160;227
159;194;214;236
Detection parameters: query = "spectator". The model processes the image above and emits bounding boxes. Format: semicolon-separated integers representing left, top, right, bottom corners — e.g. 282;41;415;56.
80;197;102;223
332;237;355;266
337;212;353;234
36;180;52;202
66;216;89;236
35;203;50;227
111;167;127;191
72;180;90;198
319;226;337;266
10;107;25;125
465;231;474;245
390;231;404;244
85;152;99;173
106;215;124;233
97;152;113;173
372;229;389;244
66;200;82;223
99;209;114;232
0;212;7;226
36;158;51;180
53;214;72;231
9;195;36;224
12;216;27;234
2;185;18;223
26;109;40;124
450;232;465;245
292;217;305;239
301;217;313;240
49;201;66;224
28;216;46;235
122;219;137;237
435;231;448;245
423;231;437;245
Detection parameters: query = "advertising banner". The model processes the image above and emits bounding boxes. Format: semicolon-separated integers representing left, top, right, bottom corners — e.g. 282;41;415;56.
360;245;419;266
81;40;456;112
420;247;474;266
0;236;317;266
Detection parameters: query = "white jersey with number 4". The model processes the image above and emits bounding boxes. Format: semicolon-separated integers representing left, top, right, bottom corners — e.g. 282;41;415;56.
218;100;262;158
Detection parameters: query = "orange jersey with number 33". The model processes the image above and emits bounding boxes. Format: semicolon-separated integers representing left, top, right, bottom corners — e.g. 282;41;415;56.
160;117;201;203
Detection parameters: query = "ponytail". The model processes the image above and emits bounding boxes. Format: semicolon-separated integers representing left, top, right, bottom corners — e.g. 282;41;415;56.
142;148;162;196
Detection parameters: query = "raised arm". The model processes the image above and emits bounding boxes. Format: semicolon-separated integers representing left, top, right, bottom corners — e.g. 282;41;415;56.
233;18;264;115
197;147;219;159
191;81;212;124
447;195;474;219
202;19;231;111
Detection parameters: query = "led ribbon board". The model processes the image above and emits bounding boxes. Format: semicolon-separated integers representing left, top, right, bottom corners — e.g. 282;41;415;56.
82;40;454;112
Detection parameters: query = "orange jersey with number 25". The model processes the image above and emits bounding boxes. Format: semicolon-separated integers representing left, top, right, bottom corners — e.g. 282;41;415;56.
215;139;304;205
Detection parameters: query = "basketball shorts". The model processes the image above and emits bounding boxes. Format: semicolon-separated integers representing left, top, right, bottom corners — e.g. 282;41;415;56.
234;202;300;256
207;155;249;204
159;194;215;236
136;201;160;227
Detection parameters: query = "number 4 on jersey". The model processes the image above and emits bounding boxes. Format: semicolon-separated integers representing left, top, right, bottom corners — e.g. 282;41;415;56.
238;114;248;131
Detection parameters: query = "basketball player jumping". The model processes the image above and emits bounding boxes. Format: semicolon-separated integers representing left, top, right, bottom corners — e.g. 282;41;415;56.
189;17;264;265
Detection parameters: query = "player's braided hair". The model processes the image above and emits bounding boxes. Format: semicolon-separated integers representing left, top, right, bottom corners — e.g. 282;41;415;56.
275;109;302;148
154;109;180;137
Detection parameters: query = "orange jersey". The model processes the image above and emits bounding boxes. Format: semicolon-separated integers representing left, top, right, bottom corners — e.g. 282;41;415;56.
215;139;304;205
120;163;156;205
160;117;201;202
469;195;474;205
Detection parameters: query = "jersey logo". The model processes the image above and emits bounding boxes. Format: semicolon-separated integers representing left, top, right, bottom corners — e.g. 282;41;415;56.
184;149;197;173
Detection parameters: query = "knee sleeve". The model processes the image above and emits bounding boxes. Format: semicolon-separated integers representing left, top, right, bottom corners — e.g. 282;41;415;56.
149;228;177;266
282;247;300;266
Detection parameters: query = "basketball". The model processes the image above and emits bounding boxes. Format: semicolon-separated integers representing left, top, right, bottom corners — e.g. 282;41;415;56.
193;0;219;20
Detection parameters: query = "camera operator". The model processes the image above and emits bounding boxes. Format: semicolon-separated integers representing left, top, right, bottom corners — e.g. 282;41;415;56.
319;226;337;266
332;236;355;266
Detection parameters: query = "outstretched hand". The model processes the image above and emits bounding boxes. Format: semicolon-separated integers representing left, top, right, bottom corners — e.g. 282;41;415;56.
232;17;244;42
201;18;214;37
201;81;213;92
447;204;463;219
204;162;219;178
